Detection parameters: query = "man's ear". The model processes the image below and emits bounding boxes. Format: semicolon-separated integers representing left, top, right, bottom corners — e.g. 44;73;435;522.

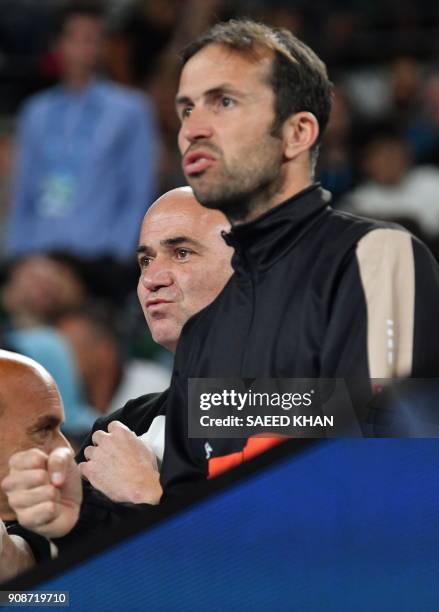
282;112;320;160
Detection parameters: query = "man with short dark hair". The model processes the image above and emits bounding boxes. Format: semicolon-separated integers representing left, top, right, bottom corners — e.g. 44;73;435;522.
177;19;332;221
7;0;157;261
160;18;439;486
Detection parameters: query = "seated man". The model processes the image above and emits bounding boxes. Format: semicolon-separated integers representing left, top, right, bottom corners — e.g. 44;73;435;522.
1;186;233;577
0;350;71;582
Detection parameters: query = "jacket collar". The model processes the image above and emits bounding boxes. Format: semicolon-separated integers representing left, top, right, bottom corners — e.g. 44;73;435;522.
223;184;331;273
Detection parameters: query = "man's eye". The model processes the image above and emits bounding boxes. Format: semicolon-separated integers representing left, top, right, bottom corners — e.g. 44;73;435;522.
175;248;192;260
36;425;53;436
139;256;153;269
182;106;193;119
221;96;235;108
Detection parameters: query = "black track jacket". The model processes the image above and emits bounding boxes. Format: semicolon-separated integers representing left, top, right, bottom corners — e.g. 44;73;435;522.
160;184;439;494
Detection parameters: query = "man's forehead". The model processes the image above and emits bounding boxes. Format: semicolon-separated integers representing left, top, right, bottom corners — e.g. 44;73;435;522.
141;209;200;238
141;196;224;237
0;374;62;423
139;191;229;250
178;43;273;94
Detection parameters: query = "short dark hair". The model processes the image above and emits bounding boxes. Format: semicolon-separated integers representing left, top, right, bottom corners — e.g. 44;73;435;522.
56;0;106;35
181;19;333;168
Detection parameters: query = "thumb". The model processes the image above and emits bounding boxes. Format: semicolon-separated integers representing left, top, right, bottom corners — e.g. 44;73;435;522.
47;447;75;488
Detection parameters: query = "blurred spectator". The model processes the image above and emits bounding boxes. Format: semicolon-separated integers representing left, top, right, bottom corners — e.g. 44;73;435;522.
390;56;424;124
1;254;100;440
56;303;170;415
343;67;393;120
341;124;439;244
2;254;85;328
6;0;159;262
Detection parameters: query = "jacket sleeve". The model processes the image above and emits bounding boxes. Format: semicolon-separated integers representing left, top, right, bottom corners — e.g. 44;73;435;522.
52;481;157;553
321;228;439;380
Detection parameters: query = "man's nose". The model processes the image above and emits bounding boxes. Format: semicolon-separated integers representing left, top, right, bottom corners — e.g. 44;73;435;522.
140;263;174;293
179;108;213;145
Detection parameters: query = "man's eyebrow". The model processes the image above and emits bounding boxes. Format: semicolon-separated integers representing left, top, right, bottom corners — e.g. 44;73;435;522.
176;85;247;108
136;245;154;257
29;415;61;431
175;94;193;109
137;237;205;254
205;85;248;98
161;236;204;249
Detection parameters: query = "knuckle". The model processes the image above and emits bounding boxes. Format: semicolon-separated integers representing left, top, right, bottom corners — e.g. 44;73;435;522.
4;491;17;508
84;446;93;459
1;476;11;491
45;485;58;501
18;510;39;530
34;469;49;486
35;501;56;523
92;430;104;445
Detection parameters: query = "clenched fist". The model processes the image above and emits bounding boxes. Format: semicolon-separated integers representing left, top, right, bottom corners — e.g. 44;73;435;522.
1;447;82;539
79;421;162;505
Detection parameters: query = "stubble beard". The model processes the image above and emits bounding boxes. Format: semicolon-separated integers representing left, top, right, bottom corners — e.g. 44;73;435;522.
189;136;284;224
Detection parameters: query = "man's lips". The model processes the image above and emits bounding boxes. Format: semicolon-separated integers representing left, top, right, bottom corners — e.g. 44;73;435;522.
145;298;173;310
183;150;216;175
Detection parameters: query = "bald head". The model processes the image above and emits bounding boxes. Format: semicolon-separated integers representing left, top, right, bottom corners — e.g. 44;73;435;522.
0;351;68;520
137;187;233;352
0;350;56;399
146;186;231;233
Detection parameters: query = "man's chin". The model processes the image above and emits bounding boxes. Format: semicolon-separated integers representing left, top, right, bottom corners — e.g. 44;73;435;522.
151;325;179;353
195;189;252;222
189;183;231;211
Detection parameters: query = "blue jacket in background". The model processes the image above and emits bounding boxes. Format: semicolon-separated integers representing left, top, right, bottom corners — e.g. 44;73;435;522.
8;79;159;260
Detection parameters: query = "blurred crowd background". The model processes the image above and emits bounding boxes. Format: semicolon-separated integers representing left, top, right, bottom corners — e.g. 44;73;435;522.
1;0;439;445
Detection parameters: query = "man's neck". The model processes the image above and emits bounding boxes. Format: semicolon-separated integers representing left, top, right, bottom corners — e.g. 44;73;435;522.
63;72;95;92
230;176;314;226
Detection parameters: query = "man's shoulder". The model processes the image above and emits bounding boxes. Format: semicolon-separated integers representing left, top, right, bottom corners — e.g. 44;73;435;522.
324;209;438;282
324;207;411;251
20;86;60;120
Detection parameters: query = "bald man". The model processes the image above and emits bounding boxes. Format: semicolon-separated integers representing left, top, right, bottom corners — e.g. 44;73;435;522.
137;186;233;353
1;187;233;571
0;350;71;581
